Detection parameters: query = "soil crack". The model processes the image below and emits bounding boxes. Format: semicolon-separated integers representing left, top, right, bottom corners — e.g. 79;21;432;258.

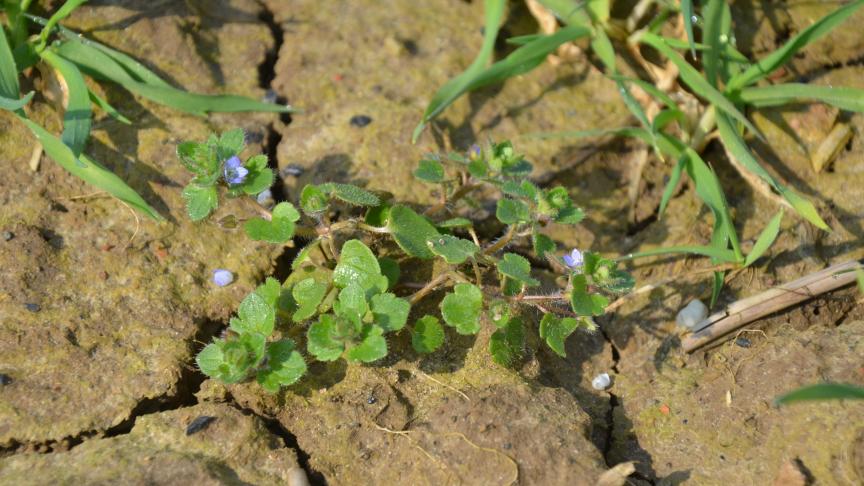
223;393;326;486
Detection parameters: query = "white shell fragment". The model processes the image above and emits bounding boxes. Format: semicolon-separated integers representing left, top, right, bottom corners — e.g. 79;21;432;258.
592;373;611;391
676;299;708;329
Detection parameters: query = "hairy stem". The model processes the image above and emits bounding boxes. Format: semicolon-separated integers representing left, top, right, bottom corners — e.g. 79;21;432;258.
483;225;517;254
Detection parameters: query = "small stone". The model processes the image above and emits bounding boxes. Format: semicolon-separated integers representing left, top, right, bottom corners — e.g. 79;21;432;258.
367;396;377;405
0;374;12;385
350;115;373;127
24;303;41;313
185;415;217;436
2;231;13;241
591;372;611;390
735;337;752;348
676;299;708;329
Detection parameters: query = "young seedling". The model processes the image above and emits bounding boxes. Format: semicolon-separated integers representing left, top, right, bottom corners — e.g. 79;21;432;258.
183;134;634;391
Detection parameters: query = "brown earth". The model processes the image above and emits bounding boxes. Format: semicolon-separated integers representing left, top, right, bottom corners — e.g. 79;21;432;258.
1;0;863;485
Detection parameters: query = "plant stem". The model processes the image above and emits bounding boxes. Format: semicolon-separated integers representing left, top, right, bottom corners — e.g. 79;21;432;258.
409;272;453;305
423;183;480;216
483;225;516;254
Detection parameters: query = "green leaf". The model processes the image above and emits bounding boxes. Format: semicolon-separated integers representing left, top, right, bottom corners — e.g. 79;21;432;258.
346;324;388;363
774;383;864;406
744;209;784;267
555;206;585;225
244;202;299;244
608;75;678;111
426;234;479;264
716;112;828;230
489;317;524;367
370;293;410;333
702;0;727;87
727;0;864;91
333;239;383;289
327;183;380;206
540;314;585;358
88;89;131;124
182;184;218;221
300;184;329;214
681;0;696;58
710;270;725;308
570;274;608;316
36;0;88;51
734;84;864;113
254;277;282;309
414;158;445;183
292;278;328;321
196;337;261;384
639;33;762;139
411;315;445;354
334;283;369;323
378;257;401;290
659;155;685;217
53;37;295;114
532;231;556;259
17;116;162;220
218;128;246;159
307;315;345;361
236;165;274;196
0;23;21;99
502;180;539;200
437;217;473;229
441;283;483;335
0;91;33;111
292;240;321;270
858;269;864;294
497;253;539;287
257;339;307;392
413;0;506;142
496;199;531;225
619;245;739;263
230;292;276;337
387;205;440;259
40;50;91;155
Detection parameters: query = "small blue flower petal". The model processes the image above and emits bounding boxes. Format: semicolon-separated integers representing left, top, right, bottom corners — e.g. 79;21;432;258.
212;269;234;287
563;248;584;270
469;144;482;159
223;156;248;185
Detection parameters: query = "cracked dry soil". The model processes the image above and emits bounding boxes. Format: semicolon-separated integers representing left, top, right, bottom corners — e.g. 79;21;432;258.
3;0;864;485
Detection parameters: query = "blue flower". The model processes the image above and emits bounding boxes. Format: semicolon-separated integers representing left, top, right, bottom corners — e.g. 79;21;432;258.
562;248;584;270
223;156;248;185
469;144;482;160
212;269;234;287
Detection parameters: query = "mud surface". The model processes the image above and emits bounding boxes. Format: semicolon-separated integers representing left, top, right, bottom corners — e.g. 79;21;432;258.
1;0;863;484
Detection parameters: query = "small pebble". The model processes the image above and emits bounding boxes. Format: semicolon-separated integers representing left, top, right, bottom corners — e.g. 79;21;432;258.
591;372;611;391
185;415;217;436
262;89;278;104
676;299;708;329
24;303;41;313
350;115;373;127
2;231;13;241
212;269;234;287
0;374;12;386
735;337;751;348
256;189;274;207
367;396;377;405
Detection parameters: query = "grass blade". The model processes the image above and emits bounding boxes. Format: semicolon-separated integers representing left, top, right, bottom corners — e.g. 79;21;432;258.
0;91;34;110
37;0;88;50
681;0;696;58
659;37;750;63
735;84;864;113
0;22;20;99
40;49;91;155
412;0;505;142
702;0;725;86
743;209;784;267
775;383;864;406
710;270;724;307
716;112;829;230
658;154;685;217
640;33;762;139
608;74;678;110
727;0;864;91
88;89;131;124
16;115;162;220
55;38;293;114
619;245;739;263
